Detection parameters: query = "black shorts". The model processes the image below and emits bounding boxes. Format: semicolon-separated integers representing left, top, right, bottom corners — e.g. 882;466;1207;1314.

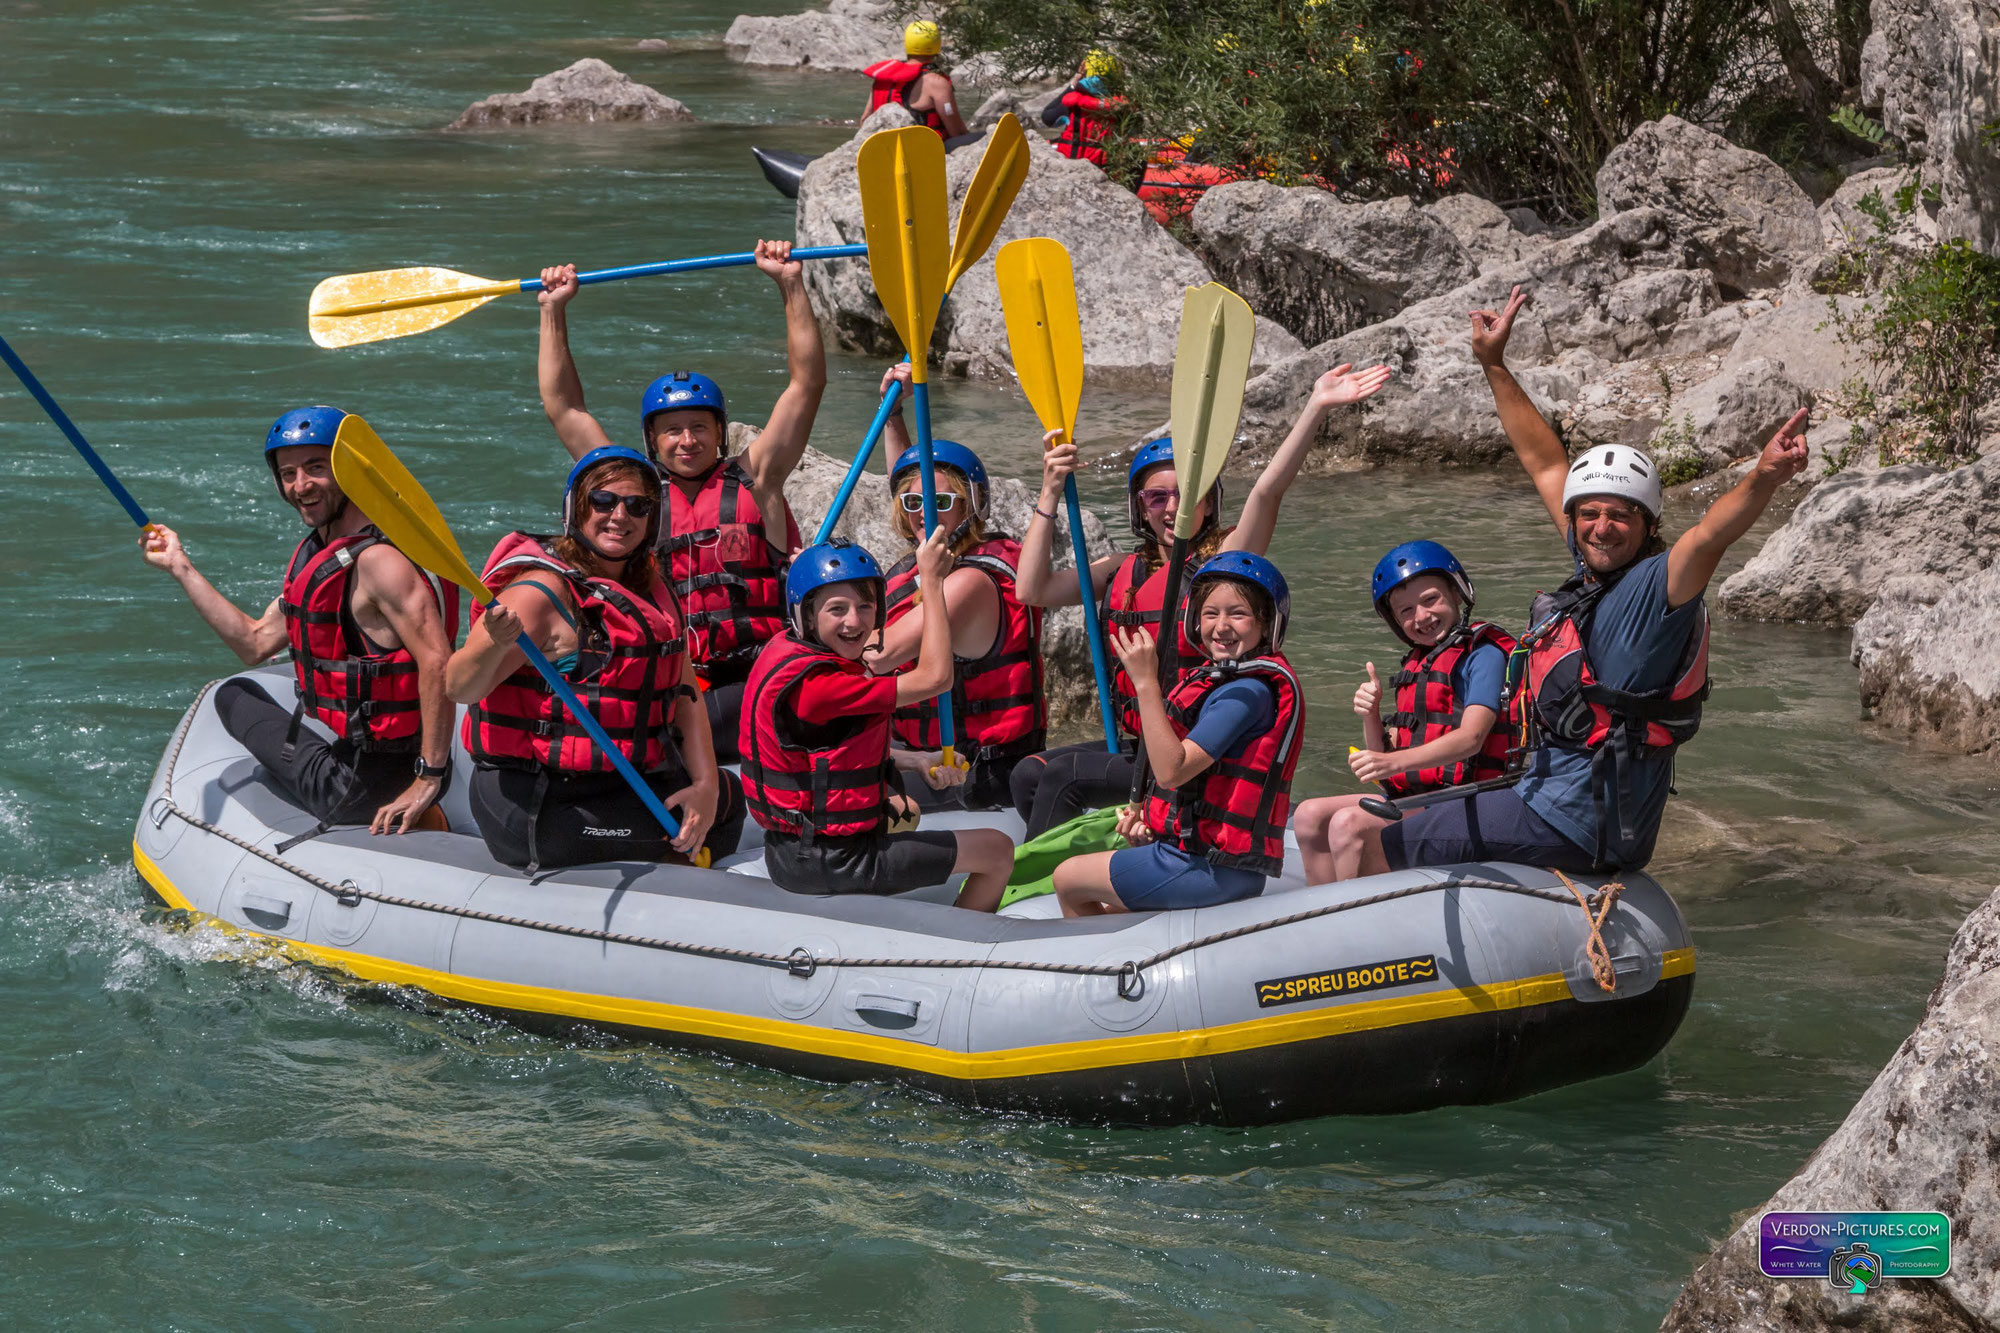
760;829;960;896
214;677;428;826
1379;786;1598;873
470;765;746;873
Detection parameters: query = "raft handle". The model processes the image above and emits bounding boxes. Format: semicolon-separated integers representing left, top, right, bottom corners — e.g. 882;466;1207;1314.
148;797;172;830
335;879;362;909
1117;961;1145;1002
786;947;818;979
853;994;921;1027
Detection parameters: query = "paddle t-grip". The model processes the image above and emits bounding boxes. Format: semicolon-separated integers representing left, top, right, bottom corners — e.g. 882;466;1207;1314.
1360;796;1403;822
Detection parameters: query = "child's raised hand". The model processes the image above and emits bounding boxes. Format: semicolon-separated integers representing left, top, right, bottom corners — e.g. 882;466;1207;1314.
1310;362;1393;410
1353;662;1383;717
1041;440;1079;496
1109;625;1157;680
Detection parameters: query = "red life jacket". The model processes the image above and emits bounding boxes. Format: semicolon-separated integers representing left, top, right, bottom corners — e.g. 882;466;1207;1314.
281;524;459;753
1054;88;1115;166
655;458;799;684
863;59;948;136
462;533;689;776
738;634;895;840
1382;620;1519;797
882;535;1046;758
1518;571;1711;855
1102;550;1202;740
1142;655;1304;877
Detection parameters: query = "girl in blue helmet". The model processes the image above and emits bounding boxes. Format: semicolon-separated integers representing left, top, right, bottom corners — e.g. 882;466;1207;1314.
1053;553;1305;915
1011;359;1390;839
1293;541;1518;885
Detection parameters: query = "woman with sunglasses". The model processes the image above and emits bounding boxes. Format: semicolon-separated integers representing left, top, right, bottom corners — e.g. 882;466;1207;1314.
865;387;1046;812
447;446;742;874
1010;361;1391;838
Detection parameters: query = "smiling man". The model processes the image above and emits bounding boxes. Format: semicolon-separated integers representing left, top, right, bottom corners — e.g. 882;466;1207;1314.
139;406;458;835
1317;286;1809;879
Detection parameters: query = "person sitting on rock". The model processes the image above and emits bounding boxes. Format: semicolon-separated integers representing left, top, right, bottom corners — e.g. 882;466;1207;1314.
1040;50;1125;170
446;446;740;873
739;536;1014;911
864;371;1045;813
863;21;969;140
1315;285;1810;881
139;406;457;836
1294;541;1517;884
1053;553;1303;916
534;241;823;763
1009;360;1390;839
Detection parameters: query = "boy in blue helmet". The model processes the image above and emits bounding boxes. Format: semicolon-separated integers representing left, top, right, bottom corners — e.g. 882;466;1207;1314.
140;407;458;836
534;240;824;761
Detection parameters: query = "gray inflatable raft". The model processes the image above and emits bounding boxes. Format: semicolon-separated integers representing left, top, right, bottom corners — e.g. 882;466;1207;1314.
132;670;1695;1126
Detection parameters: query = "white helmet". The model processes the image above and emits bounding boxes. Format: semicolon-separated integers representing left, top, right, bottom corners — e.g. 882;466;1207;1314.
1561;445;1661;522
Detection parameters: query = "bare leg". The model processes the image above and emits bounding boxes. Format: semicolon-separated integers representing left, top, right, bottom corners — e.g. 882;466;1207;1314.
1293;793;1370;885
950;828;1018;913
1053;850;1127;917
1326;803;1394;882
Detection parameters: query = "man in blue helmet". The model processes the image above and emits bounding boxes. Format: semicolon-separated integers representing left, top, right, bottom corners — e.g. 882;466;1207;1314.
1316;285;1809;879
534;240;823;761
139;407;459;835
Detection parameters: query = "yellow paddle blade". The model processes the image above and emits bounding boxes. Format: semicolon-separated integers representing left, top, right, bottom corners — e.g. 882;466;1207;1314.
857;126;949;383
308;266;520;349
995;238;1083;444
1168;283;1255;541
329;415;493;603
946;115;1030;293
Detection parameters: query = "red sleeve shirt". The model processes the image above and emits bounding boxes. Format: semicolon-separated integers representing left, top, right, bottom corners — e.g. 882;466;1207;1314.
792;665;898;727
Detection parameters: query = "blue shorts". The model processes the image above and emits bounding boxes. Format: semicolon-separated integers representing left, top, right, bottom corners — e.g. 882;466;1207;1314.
1378;786;1598;873
1108;841;1265;911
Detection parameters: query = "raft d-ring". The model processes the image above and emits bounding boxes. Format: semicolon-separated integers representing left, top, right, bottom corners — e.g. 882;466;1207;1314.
787;947;818;979
335;880;362;909
1116;961;1145;1002
148;797;173;830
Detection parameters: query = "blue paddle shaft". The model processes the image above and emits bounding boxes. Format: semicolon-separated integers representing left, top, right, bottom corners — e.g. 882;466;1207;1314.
909;381;957;753
512;632;684;841
0;332;150;528
1064;478;1120;753
814;375;905;545
522;244;869;292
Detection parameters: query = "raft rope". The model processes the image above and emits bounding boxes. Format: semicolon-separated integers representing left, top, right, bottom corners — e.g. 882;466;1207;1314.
148;683;1630;1002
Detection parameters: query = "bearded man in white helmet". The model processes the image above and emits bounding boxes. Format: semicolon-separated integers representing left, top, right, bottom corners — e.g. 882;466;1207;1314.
1318;285;1809;880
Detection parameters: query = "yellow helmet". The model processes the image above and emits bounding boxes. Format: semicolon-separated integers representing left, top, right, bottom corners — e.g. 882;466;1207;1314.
1083;48;1121;79
904;20;942;59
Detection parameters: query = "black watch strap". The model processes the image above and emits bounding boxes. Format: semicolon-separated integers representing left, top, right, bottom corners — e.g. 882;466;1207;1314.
413;757;450;779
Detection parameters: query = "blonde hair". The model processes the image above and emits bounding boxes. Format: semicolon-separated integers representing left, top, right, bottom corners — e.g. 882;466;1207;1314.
893;466;989;556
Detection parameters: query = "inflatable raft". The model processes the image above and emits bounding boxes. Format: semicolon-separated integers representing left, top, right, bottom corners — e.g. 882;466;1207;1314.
132;670;1695;1125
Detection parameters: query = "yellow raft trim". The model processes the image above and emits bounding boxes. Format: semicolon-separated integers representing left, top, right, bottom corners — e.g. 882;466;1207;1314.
134;842;1695;1083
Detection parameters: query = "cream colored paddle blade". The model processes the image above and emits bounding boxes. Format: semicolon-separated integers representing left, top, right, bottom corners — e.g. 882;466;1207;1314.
1166;282;1255;540
946;115;1030;293
994;238;1083;443
329;415;492;602
309;266;518;349
856;126;950;382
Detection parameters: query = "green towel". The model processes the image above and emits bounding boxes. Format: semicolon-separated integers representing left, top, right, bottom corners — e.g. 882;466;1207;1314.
1000;806;1128;908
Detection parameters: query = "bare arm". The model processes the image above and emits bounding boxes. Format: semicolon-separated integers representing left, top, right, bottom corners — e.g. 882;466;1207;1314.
866;565;1000;670
893;529;956;705
445;579;576;704
1362;707;1497;780
1016;437;1120;608
139;524;287;665
1665;408;1810;608
741;241;828;493
536;264;617;462
1227;362;1393;556
1114;627;1213;788
660;652;720;855
915;72;969;138
353;545;454;833
1471;286;1569;535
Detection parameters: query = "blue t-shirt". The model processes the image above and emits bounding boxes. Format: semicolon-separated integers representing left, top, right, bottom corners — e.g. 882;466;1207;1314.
1453;641;1507;715
1185;677;1275;760
1516;553;1704;868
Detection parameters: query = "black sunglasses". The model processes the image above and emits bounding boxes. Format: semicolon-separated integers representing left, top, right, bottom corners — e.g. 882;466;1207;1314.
586;489;657;519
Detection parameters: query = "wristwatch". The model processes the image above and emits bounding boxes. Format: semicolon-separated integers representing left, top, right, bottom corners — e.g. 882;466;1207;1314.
413;757;450;780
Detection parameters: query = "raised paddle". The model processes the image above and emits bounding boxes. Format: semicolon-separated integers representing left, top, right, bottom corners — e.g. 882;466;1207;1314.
815;116;1030;544
857;124;962;769
328;416;710;868
309;243;868;349
0;332;150;528
994;237;1118;753
1126;282;1256;808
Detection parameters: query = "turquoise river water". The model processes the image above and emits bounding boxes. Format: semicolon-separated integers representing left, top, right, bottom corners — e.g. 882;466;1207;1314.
2;3;1996;1327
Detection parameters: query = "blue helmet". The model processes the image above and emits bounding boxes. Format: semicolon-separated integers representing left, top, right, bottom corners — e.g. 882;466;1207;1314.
263;405;346;477
640;372;729;451
785;539;885;641
562;445;662;549
1184;551;1290;655
1126;436;1223;544
890;439;988;520
1371;540;1475;643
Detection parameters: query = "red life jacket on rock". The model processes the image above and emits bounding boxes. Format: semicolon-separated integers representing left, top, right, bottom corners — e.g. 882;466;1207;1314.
1142;655;1304;877
882;535;1046;758
462;533;689;776
864;59;948;136
738;634;896;840
281;524;459;753
1054;88;1114;166
1102;550;1202;741
655;458;798;684
1382;620;1519;797
1519;571;1710;854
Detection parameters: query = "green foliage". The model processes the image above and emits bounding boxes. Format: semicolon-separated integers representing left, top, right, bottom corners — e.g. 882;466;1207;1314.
1829;104;1888;148
1649;413;1705;487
